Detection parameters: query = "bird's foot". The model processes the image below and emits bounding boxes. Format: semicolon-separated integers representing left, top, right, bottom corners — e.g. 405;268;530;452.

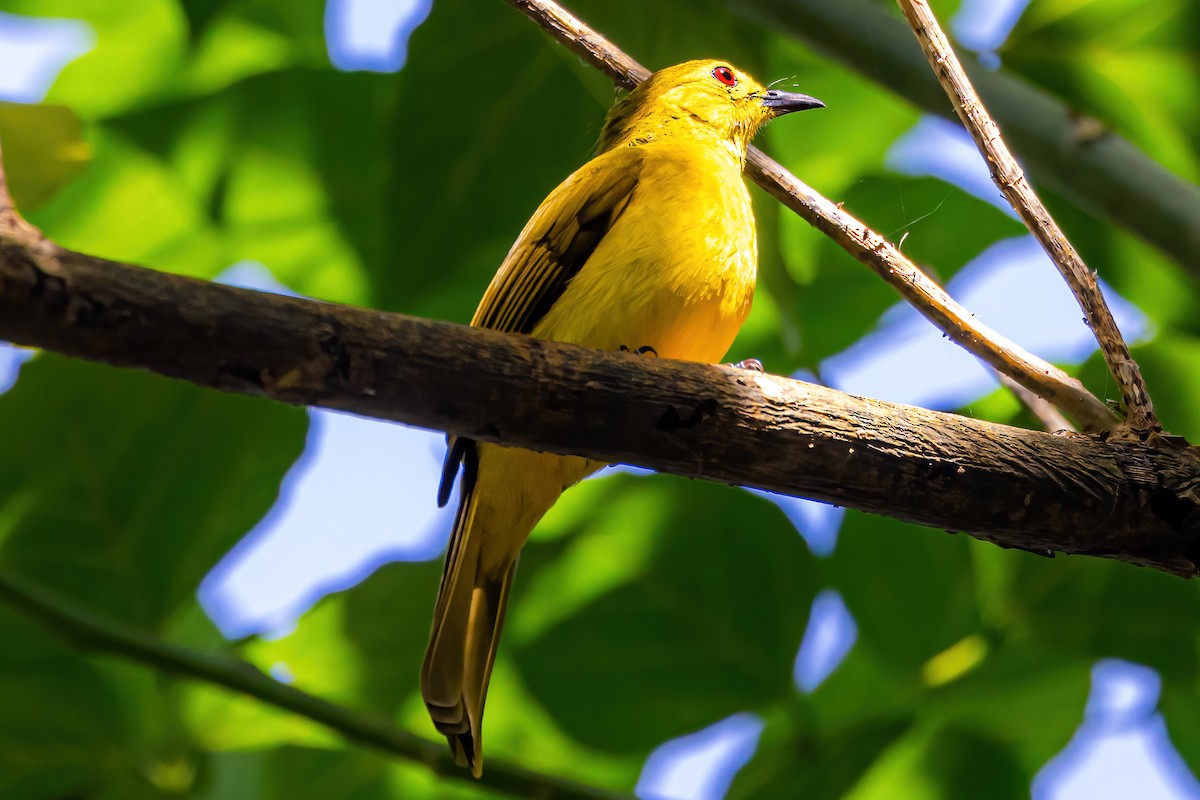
729;358;764;372
619;345;659;357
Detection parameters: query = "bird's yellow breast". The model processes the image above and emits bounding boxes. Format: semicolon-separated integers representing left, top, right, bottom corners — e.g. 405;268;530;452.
532;142;757;364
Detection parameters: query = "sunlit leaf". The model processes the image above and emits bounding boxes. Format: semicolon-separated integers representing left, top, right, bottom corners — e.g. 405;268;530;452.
831;512;982;673
846;724;1027;800
728;704;912;800
1004;0;1200;181
513;474;815;754
26;127;228;277
989;550;1200;684
3;0;189;119
921;643;1090;771
0;355;306;627
0;610;129;798
0;102;89;211
1160;681;1200;779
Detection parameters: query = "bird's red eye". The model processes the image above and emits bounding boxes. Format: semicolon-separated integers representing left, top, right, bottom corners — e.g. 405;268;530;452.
712;66;737;87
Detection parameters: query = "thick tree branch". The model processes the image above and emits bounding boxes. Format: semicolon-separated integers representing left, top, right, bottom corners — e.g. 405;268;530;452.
729;0;1200;283
896;0;1158;434
0;572;628;800
1;239;1197;576
504;0;1115;432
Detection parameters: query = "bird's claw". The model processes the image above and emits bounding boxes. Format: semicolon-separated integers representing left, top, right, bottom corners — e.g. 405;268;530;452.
620;345;659;357
729;357;764;372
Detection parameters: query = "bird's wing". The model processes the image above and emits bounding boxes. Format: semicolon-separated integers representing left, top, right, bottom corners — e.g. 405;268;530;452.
472;150;643;334
437;148;644;506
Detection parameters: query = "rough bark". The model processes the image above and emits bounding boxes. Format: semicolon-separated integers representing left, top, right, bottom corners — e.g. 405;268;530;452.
2;241;1198;577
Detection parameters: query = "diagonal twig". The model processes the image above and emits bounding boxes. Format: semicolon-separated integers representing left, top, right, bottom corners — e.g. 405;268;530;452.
895;0;1157;434
0;571;631;800
503;0;1116;431
995;370;1076;433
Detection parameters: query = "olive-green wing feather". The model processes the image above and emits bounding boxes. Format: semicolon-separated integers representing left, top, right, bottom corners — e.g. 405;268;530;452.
473;151;643;334
437;149;644;506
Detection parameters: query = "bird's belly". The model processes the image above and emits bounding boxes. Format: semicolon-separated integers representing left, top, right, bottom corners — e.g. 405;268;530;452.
532;223;756;364
621;291;746;363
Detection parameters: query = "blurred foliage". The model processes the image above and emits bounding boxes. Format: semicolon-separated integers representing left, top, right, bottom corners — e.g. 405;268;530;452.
1003;0;1200;184
0;0;1198;798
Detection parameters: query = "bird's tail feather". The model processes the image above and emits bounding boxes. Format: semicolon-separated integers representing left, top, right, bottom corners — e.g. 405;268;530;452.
421;480;518;778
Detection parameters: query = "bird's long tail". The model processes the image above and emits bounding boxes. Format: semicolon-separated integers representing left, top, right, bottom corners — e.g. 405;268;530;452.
420;467;518;778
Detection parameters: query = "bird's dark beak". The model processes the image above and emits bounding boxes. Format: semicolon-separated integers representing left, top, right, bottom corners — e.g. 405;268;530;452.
761;90;825;116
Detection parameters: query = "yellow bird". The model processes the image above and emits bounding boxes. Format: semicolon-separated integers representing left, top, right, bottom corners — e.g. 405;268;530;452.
421;59;823;775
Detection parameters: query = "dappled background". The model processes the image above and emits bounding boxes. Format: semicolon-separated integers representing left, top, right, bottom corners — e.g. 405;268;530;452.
1;0;1200;797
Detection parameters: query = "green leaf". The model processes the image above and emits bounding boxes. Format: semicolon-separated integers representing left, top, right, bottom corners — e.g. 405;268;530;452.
728;706;912;800
193;747;464;800
831;512;982;673
178;11;309;97
3;0;189;119
199;550;643;791
731;633;1087;799
26;127;229;278
184;681;337;754
988;547;1200;683
0;609;129;798
807;640;919;734
512;474;815;754
0;354;307;628
0;102;89;211
763;37;918;205
99;68;395;300
374;0;602;317
569;0;770;75
184;558;444;756
1160;681;1200;779
198;748;451;800
179;0;329;82
1132;334;1200;442
215;70;394;303
1004;0;1200;182
258;559;444;712
179;0;238;43
922;643;1090;771
232;747;391;800
3;0;328;119
845;724;1027;800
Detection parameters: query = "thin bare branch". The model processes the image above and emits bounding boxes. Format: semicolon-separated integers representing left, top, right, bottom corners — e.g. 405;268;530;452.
0;571;631;800
895;0;1157;434
995;371;1076;433
509;0;648;88
502;0;1116;432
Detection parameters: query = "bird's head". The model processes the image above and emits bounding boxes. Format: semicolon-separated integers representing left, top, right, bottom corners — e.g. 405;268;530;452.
597;59;824;159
